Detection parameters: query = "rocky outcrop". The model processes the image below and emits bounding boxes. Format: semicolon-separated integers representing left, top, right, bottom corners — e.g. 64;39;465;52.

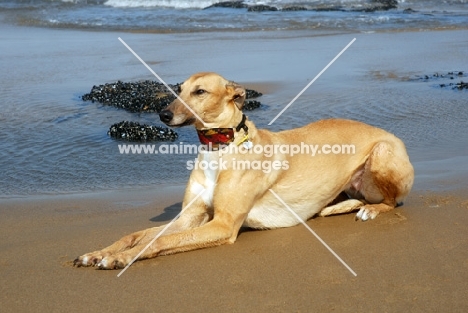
82;80;263;113
204;0;398;12
82;80;264;141
413;71;467;90
108;121;178;142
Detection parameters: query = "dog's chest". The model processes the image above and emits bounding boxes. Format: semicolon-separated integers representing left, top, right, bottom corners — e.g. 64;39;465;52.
190;151;219;208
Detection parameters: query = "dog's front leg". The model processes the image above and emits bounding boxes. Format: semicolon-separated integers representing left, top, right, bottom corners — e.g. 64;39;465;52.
93;172;256;269
73;225;169;267
96;216;241;269
96;188;251;269
74;211;210;268
74;180;211;268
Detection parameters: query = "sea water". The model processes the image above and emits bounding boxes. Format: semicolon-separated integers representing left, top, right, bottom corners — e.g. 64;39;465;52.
0;0;467;196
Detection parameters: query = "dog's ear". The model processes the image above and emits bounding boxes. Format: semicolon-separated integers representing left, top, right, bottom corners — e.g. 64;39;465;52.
226;82;245;110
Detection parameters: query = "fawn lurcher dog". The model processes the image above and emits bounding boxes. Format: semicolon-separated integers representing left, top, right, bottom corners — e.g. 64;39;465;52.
74;72;414;269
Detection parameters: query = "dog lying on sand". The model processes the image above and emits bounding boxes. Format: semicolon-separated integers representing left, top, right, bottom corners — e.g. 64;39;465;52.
74;72;414;269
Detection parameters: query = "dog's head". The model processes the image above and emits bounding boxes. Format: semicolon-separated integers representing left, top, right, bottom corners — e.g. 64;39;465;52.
159;72;245;129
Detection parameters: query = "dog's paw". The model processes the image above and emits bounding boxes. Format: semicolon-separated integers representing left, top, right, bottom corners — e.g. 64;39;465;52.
73;252;105;267
97;255;130;270
355;206;379;221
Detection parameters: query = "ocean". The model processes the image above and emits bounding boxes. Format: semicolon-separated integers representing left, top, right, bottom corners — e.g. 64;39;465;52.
0;0;467;197
1;0;468;32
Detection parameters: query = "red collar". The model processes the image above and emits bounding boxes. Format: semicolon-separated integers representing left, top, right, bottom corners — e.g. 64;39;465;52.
196;114;248;149
197;128;235;147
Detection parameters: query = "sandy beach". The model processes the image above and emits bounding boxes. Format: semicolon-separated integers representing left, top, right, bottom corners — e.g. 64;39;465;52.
1;186;468;312
1;16;468;312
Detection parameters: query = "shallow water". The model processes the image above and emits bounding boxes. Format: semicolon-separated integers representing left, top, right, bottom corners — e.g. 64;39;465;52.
0;15;467;197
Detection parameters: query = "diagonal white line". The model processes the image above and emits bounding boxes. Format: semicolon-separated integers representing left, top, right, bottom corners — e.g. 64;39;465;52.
117;188;206;277
268;189;357;276
268;38;356;125
118;37;207;127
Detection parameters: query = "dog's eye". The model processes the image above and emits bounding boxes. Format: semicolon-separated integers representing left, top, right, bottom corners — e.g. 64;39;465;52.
195;89;206;95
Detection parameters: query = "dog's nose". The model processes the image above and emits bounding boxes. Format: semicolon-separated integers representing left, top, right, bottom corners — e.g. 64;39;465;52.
159;110;173;124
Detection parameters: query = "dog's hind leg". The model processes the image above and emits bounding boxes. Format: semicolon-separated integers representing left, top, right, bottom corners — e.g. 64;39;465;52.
354;141;414;221
319;199;364;217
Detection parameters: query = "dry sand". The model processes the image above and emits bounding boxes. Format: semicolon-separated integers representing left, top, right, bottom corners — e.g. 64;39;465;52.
1;185;467;312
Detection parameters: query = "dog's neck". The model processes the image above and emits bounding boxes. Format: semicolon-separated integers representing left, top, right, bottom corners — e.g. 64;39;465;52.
196;114;249;150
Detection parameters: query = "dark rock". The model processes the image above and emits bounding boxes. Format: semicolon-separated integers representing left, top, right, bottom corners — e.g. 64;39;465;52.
83;80;263;112
352;0;398;12
403;8;417;13
413;71;468;91
243;100;261;111
82;80;179;113
84;79;265;142
279;0;398;13
108;121;178;142
372;0;398;10
454;81;468;90
245;89;262;99
281;6;308;12
312;6;344;12
205;1;247;9
248;5;278;12
206;0;397;13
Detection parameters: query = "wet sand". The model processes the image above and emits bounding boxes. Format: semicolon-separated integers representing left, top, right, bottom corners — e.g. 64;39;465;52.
1;186;468;312
1;26;468;312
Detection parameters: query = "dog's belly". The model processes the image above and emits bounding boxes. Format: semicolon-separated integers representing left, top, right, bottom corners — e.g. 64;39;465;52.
243;197;322;229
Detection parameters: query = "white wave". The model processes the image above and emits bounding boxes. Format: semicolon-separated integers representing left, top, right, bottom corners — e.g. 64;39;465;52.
104;0;220;8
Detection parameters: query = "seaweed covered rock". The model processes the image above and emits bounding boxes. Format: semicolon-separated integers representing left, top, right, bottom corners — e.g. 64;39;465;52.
413;71;467;90
205;1;247;9
245;89;262;99
281;6;308;12
440;81;468;90
243;100;261;111
82;81;179;113
83;80;263;112
372;0;398;11
86;80;264;142
244;89;262;110
204;0;398;12
108;121;178;142
248;5;278;12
